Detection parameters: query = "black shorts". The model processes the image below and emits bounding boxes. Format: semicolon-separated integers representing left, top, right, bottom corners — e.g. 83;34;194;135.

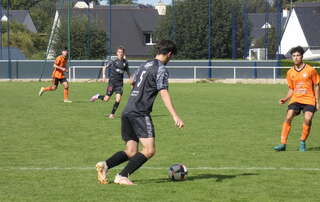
121;113;155;142
106;84;123;96
288;102;316;115
53;78;67;86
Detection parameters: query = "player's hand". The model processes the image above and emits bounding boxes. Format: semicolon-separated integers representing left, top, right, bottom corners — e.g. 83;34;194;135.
64;68;68;73
316;102;320;111
279;98;287;104
173;115;184;128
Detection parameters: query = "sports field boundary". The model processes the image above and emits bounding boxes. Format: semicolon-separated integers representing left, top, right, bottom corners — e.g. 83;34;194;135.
0;78;287;84
1;166;320;171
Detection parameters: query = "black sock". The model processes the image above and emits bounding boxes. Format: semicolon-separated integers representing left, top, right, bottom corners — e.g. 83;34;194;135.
111;102;120;114
98;95;105;100
105;151;128;169
119;152;148;177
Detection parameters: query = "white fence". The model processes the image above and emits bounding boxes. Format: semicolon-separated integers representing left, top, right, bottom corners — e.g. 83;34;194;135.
68;66;310;82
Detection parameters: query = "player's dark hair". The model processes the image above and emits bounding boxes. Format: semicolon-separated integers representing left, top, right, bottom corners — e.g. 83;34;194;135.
290;46;304;56
156;40;177;55
117;46;125;52
62;47;68;51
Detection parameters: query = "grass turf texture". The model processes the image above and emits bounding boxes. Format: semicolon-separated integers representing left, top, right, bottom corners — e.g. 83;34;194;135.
1;82;320;202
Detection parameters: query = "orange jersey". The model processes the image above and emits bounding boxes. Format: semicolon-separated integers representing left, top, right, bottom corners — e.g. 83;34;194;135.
287;64;320;106
52;55;68;79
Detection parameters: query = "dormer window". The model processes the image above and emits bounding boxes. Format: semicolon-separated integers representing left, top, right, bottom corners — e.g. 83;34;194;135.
144;32;156;45
261;22;272;29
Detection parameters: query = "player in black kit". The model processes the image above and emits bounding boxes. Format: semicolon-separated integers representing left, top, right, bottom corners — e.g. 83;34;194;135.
90;46;130;119
95;40;184;185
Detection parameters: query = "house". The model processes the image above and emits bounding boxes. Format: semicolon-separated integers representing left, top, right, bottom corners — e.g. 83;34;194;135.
248;12;287;47
1;10;37;33
279;3;320;60
248;11;287;60
1;47;26;60
48;1;161;59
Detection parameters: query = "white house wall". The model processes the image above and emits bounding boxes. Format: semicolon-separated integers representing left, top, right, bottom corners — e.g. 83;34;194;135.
304;49;320;60
280;9;308;55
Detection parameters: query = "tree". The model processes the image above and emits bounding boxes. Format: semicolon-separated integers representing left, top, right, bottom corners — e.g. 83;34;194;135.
155;0;248;59
245;0;273;13
1;21;46;58
253;27;277;59
29;0;56;33
52;17;107;59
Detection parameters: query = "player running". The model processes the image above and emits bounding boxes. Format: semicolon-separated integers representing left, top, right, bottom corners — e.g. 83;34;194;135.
273;46;320;152
38;48;72;103
90;46;130;119
95;40;184;185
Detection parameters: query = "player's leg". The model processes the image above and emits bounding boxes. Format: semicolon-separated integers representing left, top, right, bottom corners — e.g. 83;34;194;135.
299;106;315;151
39;78;58;96
62;79;72;103
96;114;137;184
96;140;137;184
116;138;154;185
116;116;155;185
273;108;297;151
106;140;138;172
90;85;112;102
108;93;122;119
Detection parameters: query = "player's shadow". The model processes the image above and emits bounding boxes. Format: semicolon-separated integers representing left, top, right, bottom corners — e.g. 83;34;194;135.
187;173;258;182
68;100;90;103
152;114;169;118
307;147;320;151
135;173;258;184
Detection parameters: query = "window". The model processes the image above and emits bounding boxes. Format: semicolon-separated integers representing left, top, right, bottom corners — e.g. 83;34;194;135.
144;32;156;45
261;22;272;29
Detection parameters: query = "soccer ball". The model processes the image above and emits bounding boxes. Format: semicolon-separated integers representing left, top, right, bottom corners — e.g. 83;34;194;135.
168;164;188;181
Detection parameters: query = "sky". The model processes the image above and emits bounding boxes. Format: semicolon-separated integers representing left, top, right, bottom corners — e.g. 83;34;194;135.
100;0;172;6
137;0;171;5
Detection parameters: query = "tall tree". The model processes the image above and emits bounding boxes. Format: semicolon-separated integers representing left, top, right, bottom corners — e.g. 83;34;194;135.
52;17;107;59
1;21;47;58
155;0;248;59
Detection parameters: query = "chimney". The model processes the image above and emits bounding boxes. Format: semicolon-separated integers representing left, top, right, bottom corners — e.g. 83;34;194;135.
283;8;289;18
89;1;95;9
155;0;166;16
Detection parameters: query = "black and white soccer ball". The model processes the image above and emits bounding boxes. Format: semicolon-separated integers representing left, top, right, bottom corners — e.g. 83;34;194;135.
168;164;188;181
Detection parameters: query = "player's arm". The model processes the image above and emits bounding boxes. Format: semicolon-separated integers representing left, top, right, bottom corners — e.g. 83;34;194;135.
314;84;319;110
156;67;183;128
128;67;140;86
128;76;135;86
104;60;113;69
280;71;294;104
53;64;67;72
102;60;112;81
279;88;293;104
126;65;131;79
312;69;320;110
128;72;135;86
160;89;184;128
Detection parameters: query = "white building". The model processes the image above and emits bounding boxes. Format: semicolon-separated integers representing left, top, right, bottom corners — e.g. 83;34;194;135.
279;3;320;60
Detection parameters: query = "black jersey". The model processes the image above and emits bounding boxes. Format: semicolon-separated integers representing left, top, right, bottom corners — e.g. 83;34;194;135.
123;59;169;116
105;58;129;85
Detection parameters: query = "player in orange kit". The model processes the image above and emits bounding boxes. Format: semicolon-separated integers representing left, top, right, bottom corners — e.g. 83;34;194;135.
38;48;72;103
273;46;319;151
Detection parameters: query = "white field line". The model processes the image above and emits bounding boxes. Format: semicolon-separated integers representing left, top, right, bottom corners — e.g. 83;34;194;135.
1;166;320;171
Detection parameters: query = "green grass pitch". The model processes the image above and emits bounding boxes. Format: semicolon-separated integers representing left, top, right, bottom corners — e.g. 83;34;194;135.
1;82;320;202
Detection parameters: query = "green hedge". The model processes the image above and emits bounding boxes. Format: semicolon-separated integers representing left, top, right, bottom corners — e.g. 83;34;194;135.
280;60;320;67
278;60;320;78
